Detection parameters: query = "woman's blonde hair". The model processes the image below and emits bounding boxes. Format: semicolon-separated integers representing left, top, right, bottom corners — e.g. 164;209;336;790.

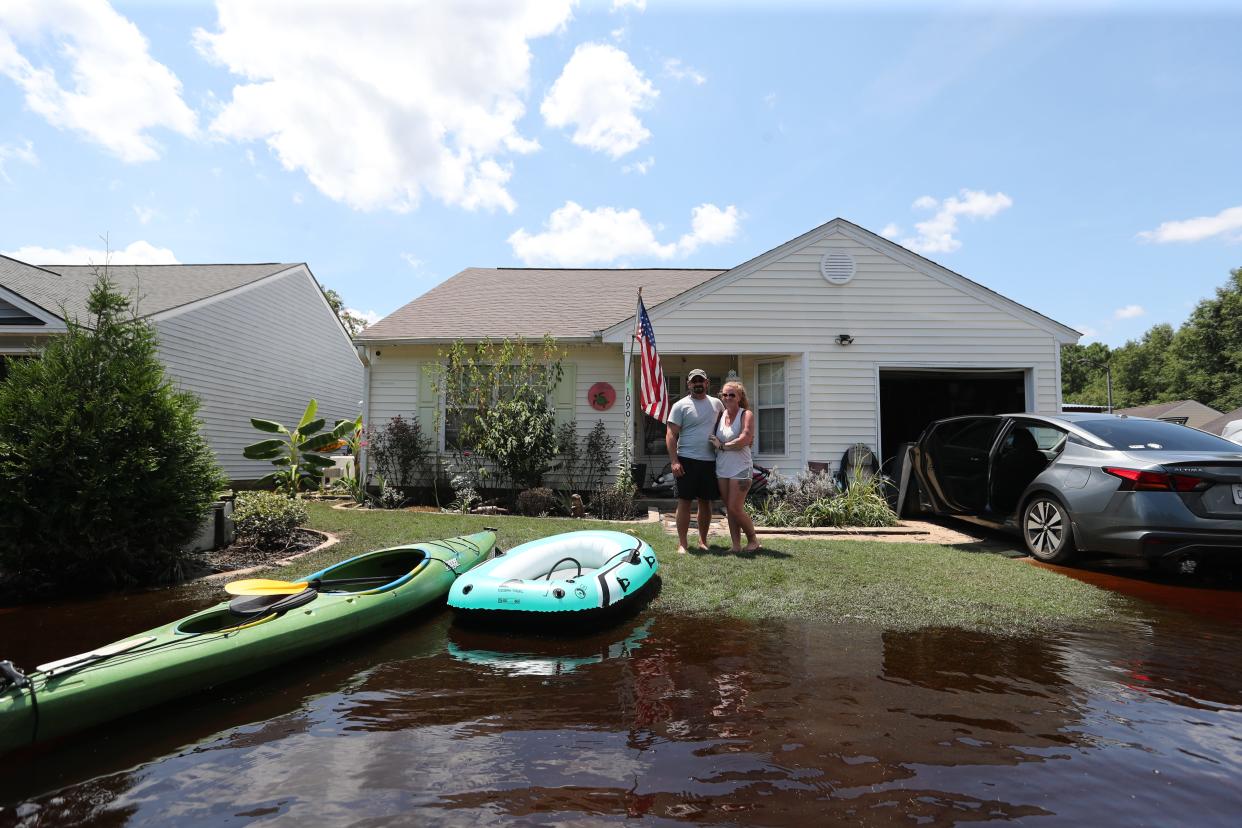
721;381;749;410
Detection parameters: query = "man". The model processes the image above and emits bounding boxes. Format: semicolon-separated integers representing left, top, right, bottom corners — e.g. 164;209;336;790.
666;368;723;554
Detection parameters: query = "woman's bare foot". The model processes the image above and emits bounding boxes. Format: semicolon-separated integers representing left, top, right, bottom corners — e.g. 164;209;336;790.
730;547;742;553
676;545;689;555
698;542;710;551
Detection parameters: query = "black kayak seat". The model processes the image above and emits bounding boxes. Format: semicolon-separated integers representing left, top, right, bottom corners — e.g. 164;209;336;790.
228;588;318;620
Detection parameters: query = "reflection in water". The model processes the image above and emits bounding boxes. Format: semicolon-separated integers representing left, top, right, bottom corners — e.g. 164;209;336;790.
446;619;653;676
2;581;1242;825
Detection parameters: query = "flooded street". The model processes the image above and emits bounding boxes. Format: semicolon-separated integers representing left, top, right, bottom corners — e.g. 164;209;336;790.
3;572;1242;826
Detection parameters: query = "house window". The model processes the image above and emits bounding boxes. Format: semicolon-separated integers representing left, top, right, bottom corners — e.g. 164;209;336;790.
443;365;493;451
756;360;786;455
442;365;545;451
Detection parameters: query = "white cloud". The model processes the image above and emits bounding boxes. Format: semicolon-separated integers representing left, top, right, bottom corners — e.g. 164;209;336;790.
611;0;646;10
1075;324;1100;339
898;189;1013;254
401;253;423;269
132;204;155;225
880;222;900;239
1137;205;1242;244
0;1;196;162
291;191;303;205
4;239;179;265
541;42;657;158
1114;304;1145;319
0;139;37;182
346;307;382;327
763;92;777;108
507;200;741;266
196;1;574;213
622;155;654;175
663;58;706;85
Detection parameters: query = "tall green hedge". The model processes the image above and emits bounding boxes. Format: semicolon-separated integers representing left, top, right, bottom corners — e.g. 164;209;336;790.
0;276;226;590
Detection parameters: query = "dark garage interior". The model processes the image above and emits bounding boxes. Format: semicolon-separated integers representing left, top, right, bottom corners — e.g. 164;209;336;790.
879;369;1026;467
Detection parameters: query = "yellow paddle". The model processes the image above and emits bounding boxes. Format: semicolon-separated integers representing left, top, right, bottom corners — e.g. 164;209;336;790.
224;576;396;596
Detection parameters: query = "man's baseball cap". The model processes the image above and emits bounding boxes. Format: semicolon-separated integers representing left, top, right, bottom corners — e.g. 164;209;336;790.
687;369;708;382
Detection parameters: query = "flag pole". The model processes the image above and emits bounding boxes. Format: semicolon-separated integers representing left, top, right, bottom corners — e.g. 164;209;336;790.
621;287;642;490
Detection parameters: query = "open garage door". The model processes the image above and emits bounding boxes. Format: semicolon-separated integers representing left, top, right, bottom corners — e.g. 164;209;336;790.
879;368;1026;467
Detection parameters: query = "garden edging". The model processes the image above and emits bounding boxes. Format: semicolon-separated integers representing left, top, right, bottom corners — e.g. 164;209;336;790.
198;529;340;583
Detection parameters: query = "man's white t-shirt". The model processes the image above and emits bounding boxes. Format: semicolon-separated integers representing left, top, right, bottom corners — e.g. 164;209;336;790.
669;394;724;461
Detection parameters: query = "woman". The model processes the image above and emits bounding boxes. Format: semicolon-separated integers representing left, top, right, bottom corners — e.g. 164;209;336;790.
708;381;760;553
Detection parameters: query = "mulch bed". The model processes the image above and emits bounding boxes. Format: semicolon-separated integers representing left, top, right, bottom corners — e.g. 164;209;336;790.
203;528;324;573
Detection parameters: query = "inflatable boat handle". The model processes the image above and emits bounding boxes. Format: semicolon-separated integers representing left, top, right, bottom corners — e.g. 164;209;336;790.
542;557;582;580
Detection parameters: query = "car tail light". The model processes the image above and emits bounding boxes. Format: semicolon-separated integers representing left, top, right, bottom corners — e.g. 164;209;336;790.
1103;467;1208;492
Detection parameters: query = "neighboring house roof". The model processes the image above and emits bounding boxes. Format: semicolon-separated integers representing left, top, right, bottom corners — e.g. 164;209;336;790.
0;256;298;322
1200;406;1242;435
1115;399;1223;429
358;267;724;342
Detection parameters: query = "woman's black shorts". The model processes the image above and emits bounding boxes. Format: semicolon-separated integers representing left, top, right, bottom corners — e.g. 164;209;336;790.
674;456;720;501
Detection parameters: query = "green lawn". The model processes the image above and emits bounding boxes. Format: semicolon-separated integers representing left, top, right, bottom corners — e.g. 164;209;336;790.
288;503;1122;635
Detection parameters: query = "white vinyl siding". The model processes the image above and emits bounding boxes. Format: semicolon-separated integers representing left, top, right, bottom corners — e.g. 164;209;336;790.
365;343;622;486
154;268;364;482
606;228;1066;467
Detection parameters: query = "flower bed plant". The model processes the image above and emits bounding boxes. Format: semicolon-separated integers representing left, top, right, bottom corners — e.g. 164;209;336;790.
747;470;899;529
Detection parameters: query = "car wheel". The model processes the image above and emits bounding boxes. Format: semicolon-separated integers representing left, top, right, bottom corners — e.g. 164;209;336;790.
1022;495;1077;563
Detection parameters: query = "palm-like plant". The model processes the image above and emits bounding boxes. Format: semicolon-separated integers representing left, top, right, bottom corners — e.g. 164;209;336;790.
243;400;359;495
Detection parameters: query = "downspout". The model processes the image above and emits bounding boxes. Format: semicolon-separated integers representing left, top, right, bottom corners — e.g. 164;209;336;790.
356;344;371;480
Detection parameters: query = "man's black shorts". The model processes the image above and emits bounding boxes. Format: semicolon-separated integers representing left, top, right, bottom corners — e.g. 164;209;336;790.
674;456;719;501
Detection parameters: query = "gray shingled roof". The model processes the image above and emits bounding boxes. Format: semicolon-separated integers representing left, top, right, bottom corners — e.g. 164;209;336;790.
0;255;298;322
359;267;724;342
1201;406;1242;435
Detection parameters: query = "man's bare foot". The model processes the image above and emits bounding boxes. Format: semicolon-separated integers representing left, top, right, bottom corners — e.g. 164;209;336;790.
698;541;710;551
676;545;689;555
744;540;761;552
730;547;742;553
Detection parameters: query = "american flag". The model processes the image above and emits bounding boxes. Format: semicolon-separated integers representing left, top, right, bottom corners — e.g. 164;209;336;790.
635;297;670;422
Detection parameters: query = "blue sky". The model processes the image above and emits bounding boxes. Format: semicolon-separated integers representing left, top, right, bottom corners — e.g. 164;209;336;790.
1;0;1240;346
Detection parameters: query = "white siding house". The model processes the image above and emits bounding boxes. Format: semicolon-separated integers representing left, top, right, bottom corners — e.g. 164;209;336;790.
357;219;1079;484
0;256;364;482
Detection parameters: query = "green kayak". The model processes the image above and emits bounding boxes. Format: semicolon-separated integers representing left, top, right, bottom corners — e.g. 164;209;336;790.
0;530;495;753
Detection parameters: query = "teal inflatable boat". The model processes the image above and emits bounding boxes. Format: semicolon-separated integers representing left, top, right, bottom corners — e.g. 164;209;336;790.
448;530;658;619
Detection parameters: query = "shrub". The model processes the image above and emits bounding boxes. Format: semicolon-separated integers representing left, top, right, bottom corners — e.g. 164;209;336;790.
592;486;637;521
556;418;615;495
0;276;226;589
748;470;898;528
582;420;616;493
369;415;430;488
233;491;308;551
516;487;559;517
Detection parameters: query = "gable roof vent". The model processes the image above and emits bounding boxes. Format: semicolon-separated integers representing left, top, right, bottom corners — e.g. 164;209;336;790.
820;250;856;285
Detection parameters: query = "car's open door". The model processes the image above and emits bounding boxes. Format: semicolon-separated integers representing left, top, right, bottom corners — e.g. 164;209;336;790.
915;417;1003;514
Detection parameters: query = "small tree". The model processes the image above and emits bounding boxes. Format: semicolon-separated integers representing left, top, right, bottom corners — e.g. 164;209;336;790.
243;401;357;495
0;276;226;589
425;336;565;490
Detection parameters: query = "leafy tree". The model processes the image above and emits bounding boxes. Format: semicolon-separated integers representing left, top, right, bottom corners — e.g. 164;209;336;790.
1061;266;1242;412
425;336;565;489
1169;267;1242;411
321;285;369;337
0;276;226;589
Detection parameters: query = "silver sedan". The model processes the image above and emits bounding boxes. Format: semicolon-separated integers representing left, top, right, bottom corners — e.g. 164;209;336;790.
910;413;1242;566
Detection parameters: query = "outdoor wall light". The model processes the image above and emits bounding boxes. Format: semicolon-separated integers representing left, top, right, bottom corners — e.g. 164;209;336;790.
836;334;854;346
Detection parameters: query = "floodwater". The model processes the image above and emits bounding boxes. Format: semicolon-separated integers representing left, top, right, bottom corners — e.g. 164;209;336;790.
2;568;1242;827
